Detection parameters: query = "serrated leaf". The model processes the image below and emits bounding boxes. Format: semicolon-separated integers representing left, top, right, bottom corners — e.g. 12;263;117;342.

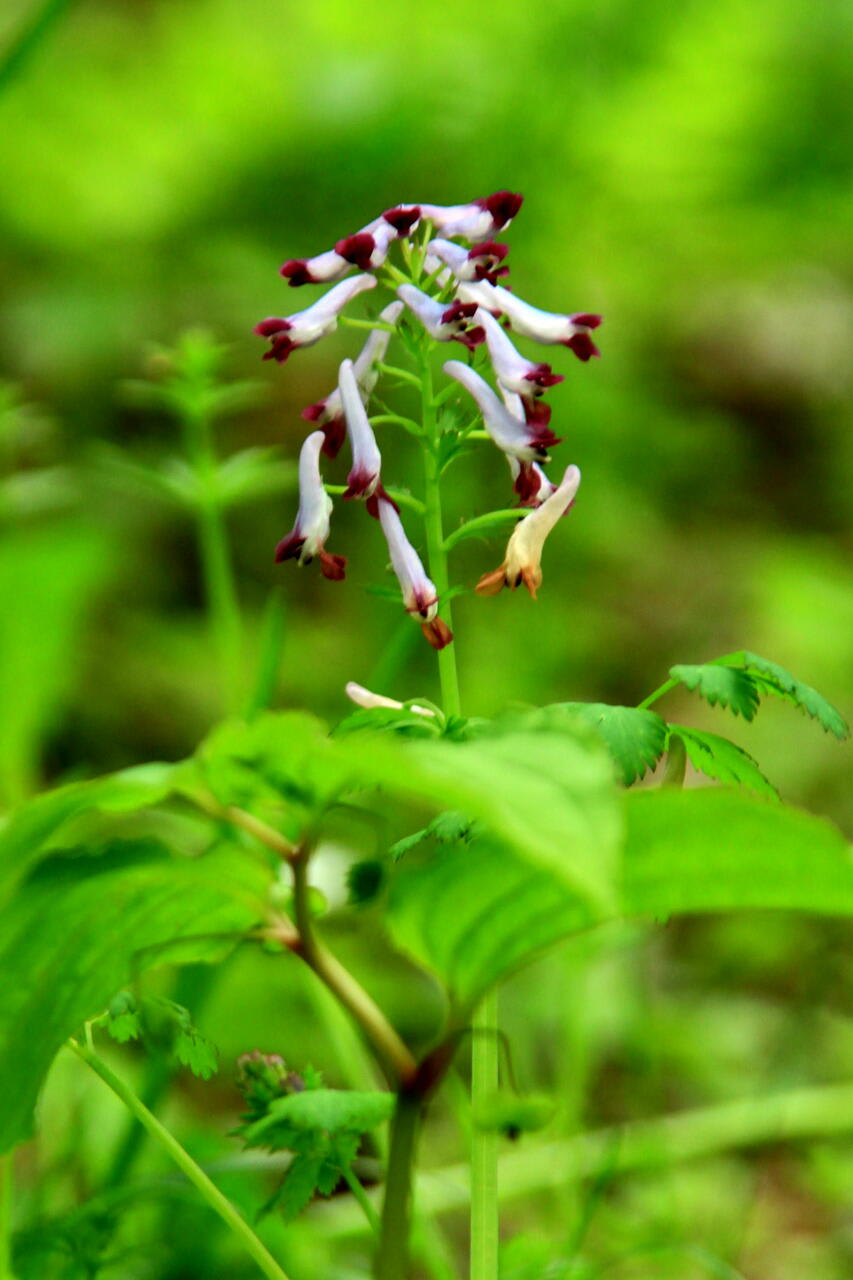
173;1026;219;1080
622;789;853;919
244;1089;394;1147
0;839;269;1153
715;651;849;740
332;707;440;739
671;726;778;798
274;1152;326;1223
388;811;475;862
670;664;761;720
556;704;668;786
100;990;142;1043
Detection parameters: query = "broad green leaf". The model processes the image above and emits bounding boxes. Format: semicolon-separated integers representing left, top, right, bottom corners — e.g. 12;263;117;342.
622;789;853;919
387;837;592;1008
714;650;849;740
243;1089;394;1147
556;703;668;785
0;838;269;1153
670;726;777;798
0;762;179;908
669;664;761;720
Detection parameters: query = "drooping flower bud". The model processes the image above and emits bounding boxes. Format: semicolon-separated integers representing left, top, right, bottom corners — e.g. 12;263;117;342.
443;360;562;462
476;465;581;599
465;284;602;360
377;498;453;649
477;309;564;402
302;301;403;458
427;238;509;285
418;191;523;242
274;431;346;580
339;358;382;500
254;275;377;363
397;285;484;350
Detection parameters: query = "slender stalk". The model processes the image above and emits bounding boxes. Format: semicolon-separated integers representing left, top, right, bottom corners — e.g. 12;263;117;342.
0;1155;12;1280
67;1039;291;1280
375;1091;422;1280
443;509;522;552
470;991;499;1280
343;1165;381;1234
637;677;678;710
291;849;417;1086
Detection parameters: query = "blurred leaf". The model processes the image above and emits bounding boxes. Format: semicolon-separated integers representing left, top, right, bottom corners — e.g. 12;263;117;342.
0;524;113;806
671;725;778;797
0;837;269;1152
714;650;849;740
332;706;440;738
622;789;853;919
556;703;668;785
669;664;761;720
243;1088;393;1147
473;1092;556;1138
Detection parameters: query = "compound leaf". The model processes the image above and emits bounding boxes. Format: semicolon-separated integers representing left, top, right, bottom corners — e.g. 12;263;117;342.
669;664;761;720
556;704;668;785
715;651;849;740
671;726;778;798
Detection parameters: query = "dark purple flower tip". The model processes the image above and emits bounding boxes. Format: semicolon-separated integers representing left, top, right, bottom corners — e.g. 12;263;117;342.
261;334;296;363
513;462;544;506
529;424;564;451
421;616;454;650
274;531;305;563
474;191;524;227
280;260;315;286
467;240;509;263
254;316;291;337
318;550;347;581
343;466;377;500
440;300;479;325
335;232;376;269
365;483;399;519
570;313;602;330
383;205;421;235
524;399;553;428
563;332;601;362
525;364;564;389
301;402;326;423
453;325;486;350
321;416;346;459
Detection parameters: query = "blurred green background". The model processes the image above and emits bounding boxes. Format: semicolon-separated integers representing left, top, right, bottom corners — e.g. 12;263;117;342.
1;1;852;1277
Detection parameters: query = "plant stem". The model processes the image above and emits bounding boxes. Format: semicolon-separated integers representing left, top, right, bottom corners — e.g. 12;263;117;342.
470;990;499;1280
343;1165;381;1234
637;677;678;710
67;1039;292;1280
0;1155;12;1280
375;1090;422;1280
291;848;417;1087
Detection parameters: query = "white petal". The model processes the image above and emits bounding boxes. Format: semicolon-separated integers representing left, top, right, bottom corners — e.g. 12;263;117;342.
442;360;541;460
378;499;438;619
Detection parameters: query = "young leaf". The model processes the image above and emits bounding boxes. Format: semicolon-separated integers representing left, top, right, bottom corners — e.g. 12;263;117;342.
243;1088;394;1147
271;1152;326;1223
669;664;761;720
622;789;853;920
555;704;668;786
670;726;778;798
332;706;440;739
0;838;269;1153
714;651;849;740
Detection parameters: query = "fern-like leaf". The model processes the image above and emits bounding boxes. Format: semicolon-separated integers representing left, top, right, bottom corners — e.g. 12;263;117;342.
669;664;761;720
670;726;778;798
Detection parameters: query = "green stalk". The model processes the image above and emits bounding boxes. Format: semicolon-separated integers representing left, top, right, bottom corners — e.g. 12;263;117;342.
67;1039;291;1280
470;991;499;1280
637;677;678;710
0;1155;12;1280
375;1091;422;1280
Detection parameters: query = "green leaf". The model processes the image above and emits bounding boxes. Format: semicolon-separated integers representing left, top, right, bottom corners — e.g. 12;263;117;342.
274;1152;326;1223
0;762;179;908
622;789;853;920
0;838;269;1153
332;707;440;739
715;651;849;740
387;837;593;1008
243;1089;394;1147
473;1092;556;1137
555;704;668;786
99;990;142;1043
388;810;475;861
671;726;778;797
669;664;761;720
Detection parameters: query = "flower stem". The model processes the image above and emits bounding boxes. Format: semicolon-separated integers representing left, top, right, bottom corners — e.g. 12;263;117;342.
636;676;679;710
67;1038;292;1280
470;990;499;1280
375;1090;422;1280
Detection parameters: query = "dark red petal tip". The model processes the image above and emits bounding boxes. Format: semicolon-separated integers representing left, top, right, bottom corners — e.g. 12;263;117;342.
335;232;376;268
563;332;601;361
570;313;602;330
524;399;553;428
514;462;543;506
302;401;327;423
525;364;564;388
365;483;399;519
274;532;305;563
453;326;485;350
440;300;478;325
321;416;346;460
467;240;509;262
421;617;454;650
254;316;290;336
481;191;524;226
318;550;347;581
383;205;421;235
280;260;314;286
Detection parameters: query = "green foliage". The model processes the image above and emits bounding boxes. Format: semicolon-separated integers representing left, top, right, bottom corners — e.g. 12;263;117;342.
332;706;441;738
714;651;850;740
622;789;853;919
346;857;386;904
670;726;777;797
557;704;669;785
94;991;219;1079
0;838;269;1152
388;809;476;861
473;1092;556;1139
239;1082;393;1223
669;664;761;720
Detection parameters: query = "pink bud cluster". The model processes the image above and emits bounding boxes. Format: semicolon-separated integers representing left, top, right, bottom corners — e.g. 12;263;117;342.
255;190;602;644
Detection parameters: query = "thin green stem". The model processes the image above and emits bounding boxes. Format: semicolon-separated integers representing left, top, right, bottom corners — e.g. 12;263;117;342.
0;1155;12;1280
378;362;422;390
637;677;678;710
375;1091;422;1280
291;849;417;1086
443;510;522;552
67;1039;291;1280
325;483;425;516
343;1165;381;1234
470;990;499;1280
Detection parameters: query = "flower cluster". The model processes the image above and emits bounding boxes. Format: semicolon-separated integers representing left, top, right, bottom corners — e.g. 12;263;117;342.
255;192;602;649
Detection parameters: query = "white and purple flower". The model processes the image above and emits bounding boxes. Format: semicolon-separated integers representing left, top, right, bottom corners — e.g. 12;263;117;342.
338;357;383;501
417;191;523;242
377;497;453;649
476;465;581;598
426;238;510;286
274;431;346;581
397;284;485;350
254;275;377;363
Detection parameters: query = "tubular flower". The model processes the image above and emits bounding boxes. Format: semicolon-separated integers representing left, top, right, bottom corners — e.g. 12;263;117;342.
335;220;397;272
480;286;602;361
378;205;421;236
302;300;403;458
499;388;560;507
417;191;523;242
254;275;377;363
377;497;453;650
426;238;509;285
477;309;563;402
273;431;346;580
280;248;352;288
443;360;562;462
476;465;581;599
397;285;485;350
339;358;382;500
345;681;435;717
